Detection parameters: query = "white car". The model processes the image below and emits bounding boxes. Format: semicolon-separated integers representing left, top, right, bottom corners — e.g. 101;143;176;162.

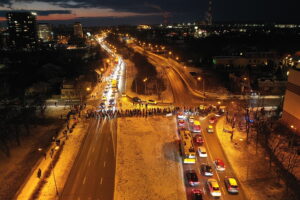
189;116;194;123
198;146;207;158
207;179;221;197
177;112;186;119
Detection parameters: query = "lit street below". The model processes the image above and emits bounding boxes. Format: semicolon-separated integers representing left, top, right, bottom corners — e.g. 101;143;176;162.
60;119;117;200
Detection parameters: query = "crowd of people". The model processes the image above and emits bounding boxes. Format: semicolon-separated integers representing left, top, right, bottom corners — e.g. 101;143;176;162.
84;105;225;120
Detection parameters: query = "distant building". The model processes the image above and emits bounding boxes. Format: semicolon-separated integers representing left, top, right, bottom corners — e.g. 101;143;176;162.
6;12;38;50
0;29;9;50
137;25;152;30
61;80;77;99
282;68;300;135
213;52;279;68
73;22;84;38
38;23;53;42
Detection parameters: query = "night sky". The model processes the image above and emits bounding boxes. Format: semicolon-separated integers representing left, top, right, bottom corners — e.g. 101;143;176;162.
0;0;300;25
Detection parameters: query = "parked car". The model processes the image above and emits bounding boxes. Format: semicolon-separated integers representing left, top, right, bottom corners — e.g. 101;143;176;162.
132;97;141;103
147;99;157;104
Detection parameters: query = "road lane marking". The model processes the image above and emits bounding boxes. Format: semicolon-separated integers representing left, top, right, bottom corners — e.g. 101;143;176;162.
106;147;108;152
103;161;106;167
77;197;80;200
88;161;91;166
83;176;86;185
92;147;95;152
100;177;103;184
221;187;226;195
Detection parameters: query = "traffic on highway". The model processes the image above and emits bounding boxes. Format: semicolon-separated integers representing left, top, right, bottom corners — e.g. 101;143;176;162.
176;107;247;200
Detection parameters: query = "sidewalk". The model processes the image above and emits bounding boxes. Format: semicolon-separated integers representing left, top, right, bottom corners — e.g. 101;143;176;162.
14;114;87;200
215;117;286;200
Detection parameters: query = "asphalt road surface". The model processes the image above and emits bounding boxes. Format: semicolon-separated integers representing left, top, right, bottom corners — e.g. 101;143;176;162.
60;118;117;200
182;114;247;200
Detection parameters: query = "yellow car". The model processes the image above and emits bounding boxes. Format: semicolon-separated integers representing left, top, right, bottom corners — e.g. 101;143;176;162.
207;179;221;197
147;99;157;104
207;125;214;133
224;177;239;193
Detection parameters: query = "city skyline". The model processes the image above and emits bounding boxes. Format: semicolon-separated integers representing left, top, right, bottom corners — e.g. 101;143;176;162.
0;0;300;26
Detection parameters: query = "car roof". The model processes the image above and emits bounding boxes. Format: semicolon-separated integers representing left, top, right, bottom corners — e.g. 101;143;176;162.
194;120;200;125
209;180;219;187
199;146;206;151
228;178;238;186
208;125;213;128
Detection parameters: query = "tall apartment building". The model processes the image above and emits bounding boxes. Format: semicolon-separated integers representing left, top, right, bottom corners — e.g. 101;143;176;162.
6;12;38;50
73;22;84;38
282;68;300;135
38;23;53;42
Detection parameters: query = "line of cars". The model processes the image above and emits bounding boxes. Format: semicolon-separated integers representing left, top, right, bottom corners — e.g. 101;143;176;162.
177;111;239;199
132;96;157;105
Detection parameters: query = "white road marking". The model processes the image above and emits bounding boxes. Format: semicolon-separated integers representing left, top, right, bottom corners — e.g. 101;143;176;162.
83;176;86;185
106;147;108;152
92;147;95;152
103;161;106;167
100;177;103;184
88;161;91;166
221;187;226;195
77;197;80;200
215;170;221;182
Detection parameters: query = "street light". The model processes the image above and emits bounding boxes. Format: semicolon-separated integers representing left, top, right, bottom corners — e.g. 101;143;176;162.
197;76;205;103
143;78;148;94
86;87;91;92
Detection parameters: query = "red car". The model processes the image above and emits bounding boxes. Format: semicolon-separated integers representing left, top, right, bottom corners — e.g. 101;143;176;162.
209;116;217;124
214;159;226;171
191;189;203;200
194;135;204;145
178;119;185;126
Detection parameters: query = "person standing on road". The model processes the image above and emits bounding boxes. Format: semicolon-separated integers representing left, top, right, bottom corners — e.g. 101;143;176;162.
37;168;42;178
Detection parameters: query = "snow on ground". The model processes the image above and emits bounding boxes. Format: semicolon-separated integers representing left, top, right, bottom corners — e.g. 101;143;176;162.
124;58;174;104
115;116;186;200
0;106;68;200
216;117;287;200
39;119;88;200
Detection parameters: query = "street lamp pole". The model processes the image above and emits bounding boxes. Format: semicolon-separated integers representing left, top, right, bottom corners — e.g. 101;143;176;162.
143;77;148;95
197;77;205;103
202;78;205;103
50;159;59;196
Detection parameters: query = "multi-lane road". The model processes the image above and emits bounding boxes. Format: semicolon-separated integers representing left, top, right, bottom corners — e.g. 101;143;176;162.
60;36;247;200
60;118;117;200
182;114;247;200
